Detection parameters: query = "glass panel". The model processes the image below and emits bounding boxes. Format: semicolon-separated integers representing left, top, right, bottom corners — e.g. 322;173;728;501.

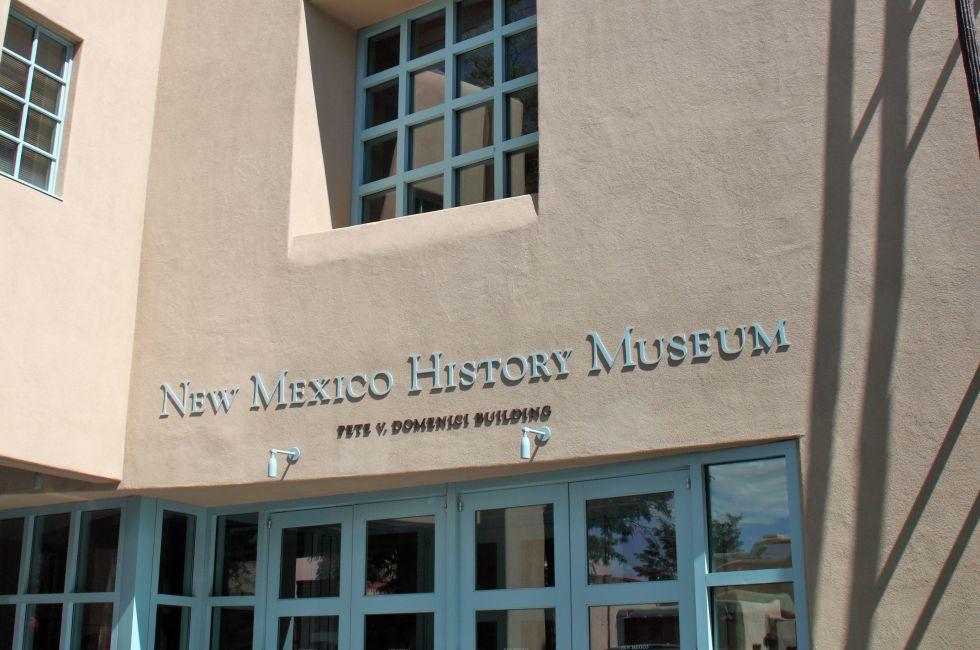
456;0;493;41
506;146;538;197
154;605;191;650
18;148;52;189
0;55;29;97
367;28;399;75
362;189;396;223
0;92;23;137
277;616;339;650
27;512;69;593
210;607;253;650
476;609;556;650
0;518;24;594
456;44;493;97
506;0;537;24
70;603;113;650
411;63;444;112
35;34;67;77
506;85;537;139
365;80;398;128
363;133;397;183
410;118;444;169
407;176;443;215
586;492;676;584
2;17;33;60
364;613;434;650
475;504;554;590
588;603;680;650
456;160;493;207
280;523;342;598
0;136;14;175
457;102;492;154
75;509;120;593
29;70;62;113
411;11;445;59
707;457;793;572
0;605;14;649
365;515;435;595
23;603;61;650
213;513;258;596
158;510;196;596
711;583;797;650
24;109;56;153
505;28;537;81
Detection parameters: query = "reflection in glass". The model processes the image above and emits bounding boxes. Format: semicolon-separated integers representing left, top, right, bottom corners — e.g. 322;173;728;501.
407;176;444;215
35;34;67;77
410;118;444;169
412;11;445;59
506;146;538;197
210;607;253;650
18;148;51;189
588;603;680;650
30;71;62;113
366;515;435;595
411;64;445;113
456;160;494;207
0;56;29;97
213;513;258;596
278;616;339;650
71;602;113;650
457;102;492;154
363;133;397;183
712;583;796;650
365;613;434;650
475;504;554;590
366;80;398;128
27;512;70;593
586;492;676;584
3;17;34;60
506;86;538;139
367;28;399;75
362;189;396;223
456;45;493;97
506;0;537;24
0;605;13;649
505;29;537;81
280;523;342;598
158;511;195;596
75;509;120;593
0;518;24;594
24;603;61;650
456;0;493;41
707;458;792;572
476;609;555;650
154;605;191;650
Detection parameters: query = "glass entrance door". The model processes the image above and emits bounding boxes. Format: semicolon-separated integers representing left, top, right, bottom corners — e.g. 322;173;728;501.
569;470;694;650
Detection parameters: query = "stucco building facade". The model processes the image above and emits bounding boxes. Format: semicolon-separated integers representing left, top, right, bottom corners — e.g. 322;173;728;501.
0;0;977;648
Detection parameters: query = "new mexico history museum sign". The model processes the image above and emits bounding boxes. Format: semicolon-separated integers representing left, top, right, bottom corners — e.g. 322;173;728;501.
158;320;790;418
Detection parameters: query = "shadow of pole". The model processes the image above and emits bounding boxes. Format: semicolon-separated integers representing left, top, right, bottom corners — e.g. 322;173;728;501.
843;0;911;646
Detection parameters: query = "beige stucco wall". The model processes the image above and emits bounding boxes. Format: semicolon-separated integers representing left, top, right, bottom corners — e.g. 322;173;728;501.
0;0;167;481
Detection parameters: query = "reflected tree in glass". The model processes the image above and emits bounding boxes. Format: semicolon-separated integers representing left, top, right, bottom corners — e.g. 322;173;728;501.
585;493;677;583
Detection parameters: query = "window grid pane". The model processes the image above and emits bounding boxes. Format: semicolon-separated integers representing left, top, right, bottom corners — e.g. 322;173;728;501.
0;11;72;194
353;0;537;223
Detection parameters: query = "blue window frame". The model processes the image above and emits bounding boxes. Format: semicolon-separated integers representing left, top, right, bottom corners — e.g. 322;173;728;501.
0;10;73;195
352;0;539;224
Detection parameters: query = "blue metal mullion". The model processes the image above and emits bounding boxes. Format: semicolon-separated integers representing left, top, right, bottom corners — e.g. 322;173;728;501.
690;461;713;650
442;1;453;209
351;31;369;225
500;14;536;37
395;16;410;218
43;41;68;193
492;0;505;200
786;444;812;650
0;46;31;67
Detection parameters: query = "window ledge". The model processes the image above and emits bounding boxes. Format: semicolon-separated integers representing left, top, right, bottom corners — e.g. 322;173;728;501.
288;194;538;265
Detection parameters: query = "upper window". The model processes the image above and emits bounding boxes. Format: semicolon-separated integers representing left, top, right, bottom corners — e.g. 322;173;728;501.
0;11;73;194
353;0;538;224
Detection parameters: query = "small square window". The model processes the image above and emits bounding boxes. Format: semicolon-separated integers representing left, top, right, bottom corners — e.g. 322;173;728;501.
0;93;22;138
407;176;444;215
362;189;396;223
29;70;62;113
363;133;397;183
456;160;493;207
412;11;446;59
0;56;29;97
456;0;493;42
506;85;537;139
507;146;538;197
409;118;444;169
505;28;537;80
411;64;445;112
365;80;399;128
506;0;536;24
456;44;493;97
456;102;492;154
2;16;33;59
367;28;400;75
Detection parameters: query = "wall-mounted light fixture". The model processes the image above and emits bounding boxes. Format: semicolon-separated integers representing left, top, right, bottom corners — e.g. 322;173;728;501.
520;426;551;460
267;447;301;478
